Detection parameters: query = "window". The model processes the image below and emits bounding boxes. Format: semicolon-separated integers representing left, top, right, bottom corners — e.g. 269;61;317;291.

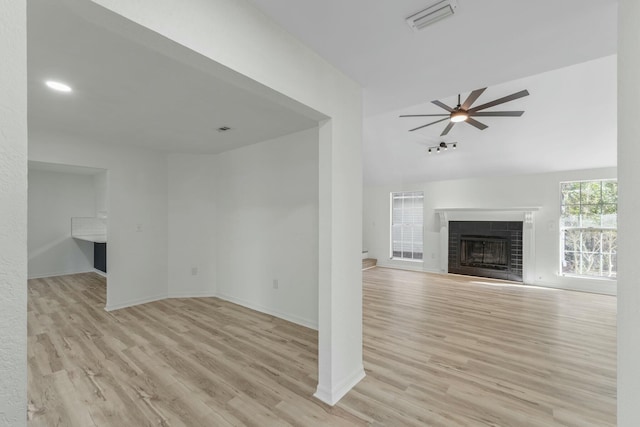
391;191;423;260
560;180;617;278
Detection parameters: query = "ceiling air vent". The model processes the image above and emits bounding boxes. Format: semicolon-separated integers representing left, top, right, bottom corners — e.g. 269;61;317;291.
406;0;458;31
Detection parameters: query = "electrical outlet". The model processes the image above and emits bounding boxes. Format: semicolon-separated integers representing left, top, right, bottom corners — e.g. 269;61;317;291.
273;279;279;289
191;267;198;276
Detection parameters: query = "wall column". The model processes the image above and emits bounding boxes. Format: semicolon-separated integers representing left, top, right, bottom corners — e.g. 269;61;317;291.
0;0;28;425
618;1;640;425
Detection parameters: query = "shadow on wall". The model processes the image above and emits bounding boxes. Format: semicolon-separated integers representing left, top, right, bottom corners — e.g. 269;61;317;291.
28;235;93;279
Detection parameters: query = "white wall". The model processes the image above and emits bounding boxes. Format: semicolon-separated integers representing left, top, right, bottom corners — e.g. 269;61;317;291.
167;153;218;298
28;169;97;278
0;1;27;425
167;128;319;327
364;167;617;295
618;1;640;424
215;128;319;328
86;0;364;404
28;134;169;310
95;170;108;215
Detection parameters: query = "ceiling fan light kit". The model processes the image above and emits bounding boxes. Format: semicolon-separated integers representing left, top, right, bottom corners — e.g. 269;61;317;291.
428;141;456;154
406;0;458;31
450;110;468;123
400;87;530;136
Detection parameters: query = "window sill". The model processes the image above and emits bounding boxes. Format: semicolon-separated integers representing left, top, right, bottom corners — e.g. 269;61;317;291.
390;257;423;263
559;273;617;282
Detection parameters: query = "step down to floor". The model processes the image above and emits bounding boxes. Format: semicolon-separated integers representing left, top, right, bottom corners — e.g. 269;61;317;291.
362;258;377;270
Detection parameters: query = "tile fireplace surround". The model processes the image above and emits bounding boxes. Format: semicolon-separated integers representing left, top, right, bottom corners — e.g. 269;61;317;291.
435;208;540;284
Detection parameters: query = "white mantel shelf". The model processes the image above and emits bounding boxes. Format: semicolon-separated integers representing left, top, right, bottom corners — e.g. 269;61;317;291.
435;207;541;212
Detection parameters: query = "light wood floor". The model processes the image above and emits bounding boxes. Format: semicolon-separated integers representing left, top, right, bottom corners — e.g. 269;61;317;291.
27;268;616;426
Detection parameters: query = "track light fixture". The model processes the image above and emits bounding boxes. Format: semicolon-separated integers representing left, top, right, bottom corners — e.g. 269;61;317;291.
427;141;457;154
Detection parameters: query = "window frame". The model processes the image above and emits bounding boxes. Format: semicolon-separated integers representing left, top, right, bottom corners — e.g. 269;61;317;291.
559;179;617;280
390;191;424;262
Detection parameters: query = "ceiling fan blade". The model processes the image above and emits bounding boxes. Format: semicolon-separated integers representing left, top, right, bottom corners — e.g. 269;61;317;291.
461;88;487;110
441;121;455;136
431;100;454;112
469;111;525;117
409;117;449;132
399;114;450;118
466;117;488;130
469;89;530;112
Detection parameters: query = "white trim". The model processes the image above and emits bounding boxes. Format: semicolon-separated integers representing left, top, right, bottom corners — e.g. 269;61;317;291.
105;294;167;311
376;259;425;272
435;207;541;212
93;269;107;278
534;278;617;296
167;291;217;299
314;366;365;406
216;292;318;330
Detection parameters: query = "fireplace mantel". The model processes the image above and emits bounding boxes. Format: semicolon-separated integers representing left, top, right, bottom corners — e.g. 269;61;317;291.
435;207;540;284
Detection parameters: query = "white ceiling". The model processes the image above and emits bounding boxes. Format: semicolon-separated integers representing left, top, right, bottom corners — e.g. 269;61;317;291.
248;0;619;185
28;0;618;186
27;0;319;155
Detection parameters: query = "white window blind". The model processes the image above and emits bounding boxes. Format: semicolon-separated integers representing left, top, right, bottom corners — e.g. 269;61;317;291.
391;191;424;260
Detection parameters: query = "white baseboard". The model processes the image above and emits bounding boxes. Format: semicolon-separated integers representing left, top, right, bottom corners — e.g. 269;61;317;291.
216;292;318;330
375;262;442;275
93;269;107;278
167;291;217;299
376;260;425;272
531;279;617;296
314;366;366;406
105;294;167;311
28;269;96;280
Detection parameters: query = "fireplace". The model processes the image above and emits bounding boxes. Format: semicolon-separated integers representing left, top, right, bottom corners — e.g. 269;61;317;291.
449;221;523;281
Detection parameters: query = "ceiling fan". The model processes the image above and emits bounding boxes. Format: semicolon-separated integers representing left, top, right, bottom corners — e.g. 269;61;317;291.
400;87;529;136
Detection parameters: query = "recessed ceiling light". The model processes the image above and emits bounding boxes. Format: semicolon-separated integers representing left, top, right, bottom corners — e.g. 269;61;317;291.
45;80;72;92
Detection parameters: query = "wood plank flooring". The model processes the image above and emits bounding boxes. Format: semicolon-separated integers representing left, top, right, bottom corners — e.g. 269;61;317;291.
27;268;616;426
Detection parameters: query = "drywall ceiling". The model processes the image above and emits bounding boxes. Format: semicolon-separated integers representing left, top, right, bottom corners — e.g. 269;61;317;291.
28;0;319;155
248;0;618;185
248;0;617;116
365;56;617;185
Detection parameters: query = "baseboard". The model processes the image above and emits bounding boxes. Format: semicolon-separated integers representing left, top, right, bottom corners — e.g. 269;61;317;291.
314;366;366;406
531;279;617;296
216;292;318;330
167;291;217;299
375;260;425;273
375;262;442;275
93;269;107;278
28;269;96;280
105;293;168;311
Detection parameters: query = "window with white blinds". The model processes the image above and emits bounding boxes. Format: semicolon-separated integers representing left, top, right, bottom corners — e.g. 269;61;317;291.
390;191;424;260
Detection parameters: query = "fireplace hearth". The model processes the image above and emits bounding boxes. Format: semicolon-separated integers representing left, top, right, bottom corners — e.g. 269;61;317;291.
449;221;523;282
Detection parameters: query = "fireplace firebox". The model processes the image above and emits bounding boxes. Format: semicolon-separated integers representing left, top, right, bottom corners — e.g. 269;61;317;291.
449;221;523;281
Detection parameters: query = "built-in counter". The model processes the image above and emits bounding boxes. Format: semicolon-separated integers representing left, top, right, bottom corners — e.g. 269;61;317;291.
72;234;107;244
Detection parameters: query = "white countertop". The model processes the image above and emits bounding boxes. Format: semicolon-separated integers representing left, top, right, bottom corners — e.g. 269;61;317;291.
72;234;107;244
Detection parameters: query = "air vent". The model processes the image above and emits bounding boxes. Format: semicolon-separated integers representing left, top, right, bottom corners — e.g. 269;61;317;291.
406;0;458;31
217;126;231;132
